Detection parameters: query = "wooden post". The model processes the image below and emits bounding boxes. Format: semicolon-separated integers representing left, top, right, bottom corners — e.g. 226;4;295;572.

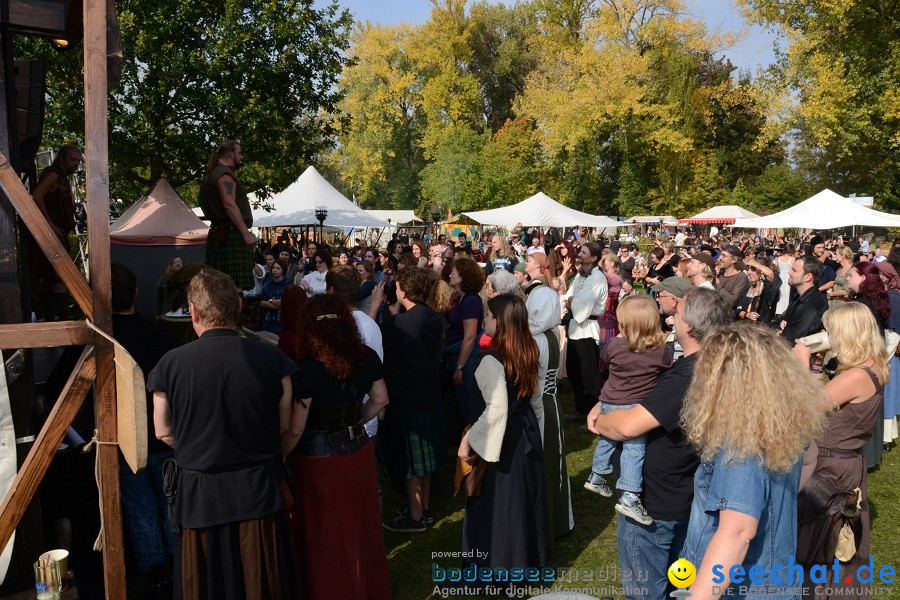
0;348;95;550
83;0;126;596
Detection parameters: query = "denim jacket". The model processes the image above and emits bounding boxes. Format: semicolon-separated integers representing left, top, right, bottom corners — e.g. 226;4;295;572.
681;450;802;599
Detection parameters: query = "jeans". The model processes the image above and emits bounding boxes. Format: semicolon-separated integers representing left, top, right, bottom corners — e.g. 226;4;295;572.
590;403;646;492
566;338;601;414
617;514;688;600
447;351;479;424
119;451;175;572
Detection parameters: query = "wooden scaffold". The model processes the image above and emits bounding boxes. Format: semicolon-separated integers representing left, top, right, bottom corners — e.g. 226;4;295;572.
0;0;127;596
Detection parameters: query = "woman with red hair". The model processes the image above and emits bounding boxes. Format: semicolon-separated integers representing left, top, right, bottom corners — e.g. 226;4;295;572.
281;294;391;600
847;261;891;330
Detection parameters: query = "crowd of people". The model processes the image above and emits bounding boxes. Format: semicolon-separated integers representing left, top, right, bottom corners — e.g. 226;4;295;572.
27;142;895;599
131;220;900;600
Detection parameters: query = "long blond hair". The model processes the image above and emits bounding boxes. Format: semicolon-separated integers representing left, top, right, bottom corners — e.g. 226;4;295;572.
823;302;890;384
616;294;665;352
682;322;825;472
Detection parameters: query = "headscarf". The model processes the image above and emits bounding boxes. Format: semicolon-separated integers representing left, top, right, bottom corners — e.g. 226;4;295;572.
875;261;900;292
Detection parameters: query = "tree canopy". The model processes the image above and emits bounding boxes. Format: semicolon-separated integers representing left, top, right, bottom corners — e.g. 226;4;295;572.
328;0;801;217
26;0;900;217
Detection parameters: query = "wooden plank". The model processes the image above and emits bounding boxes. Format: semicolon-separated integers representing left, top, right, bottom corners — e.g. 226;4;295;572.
0;347;95;551
0;321;93;349
83;0;126;595
0;153;93;317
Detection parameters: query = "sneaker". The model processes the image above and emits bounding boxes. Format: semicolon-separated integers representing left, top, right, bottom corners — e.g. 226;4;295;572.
397;506;434;527
583;474;613;497
615;492;653;525
383;513;426;533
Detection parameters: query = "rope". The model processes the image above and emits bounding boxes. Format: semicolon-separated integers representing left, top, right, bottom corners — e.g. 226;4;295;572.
82;429;118;551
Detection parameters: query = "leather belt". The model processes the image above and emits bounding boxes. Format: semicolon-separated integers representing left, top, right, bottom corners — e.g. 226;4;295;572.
294;425;368;457
818;447;860;460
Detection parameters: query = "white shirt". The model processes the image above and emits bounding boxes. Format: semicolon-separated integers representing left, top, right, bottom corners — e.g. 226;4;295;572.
561;266;608;341
697;280;716;290
675;232;686;247
300;270;328;297
353;310;383;438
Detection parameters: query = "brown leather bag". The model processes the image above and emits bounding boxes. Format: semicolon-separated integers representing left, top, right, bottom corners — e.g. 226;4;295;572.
461;457;487;497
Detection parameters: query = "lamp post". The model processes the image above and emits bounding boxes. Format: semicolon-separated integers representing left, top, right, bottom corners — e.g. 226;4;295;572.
432;211;441;238
315;208;327;243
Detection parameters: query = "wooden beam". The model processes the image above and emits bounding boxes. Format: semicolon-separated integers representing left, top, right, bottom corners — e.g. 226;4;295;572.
0;321;93;349
0;153;93;317
0;347;95;551
84;0;125;596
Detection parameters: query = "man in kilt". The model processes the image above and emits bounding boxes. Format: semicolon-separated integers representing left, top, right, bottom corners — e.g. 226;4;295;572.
200;140;256;289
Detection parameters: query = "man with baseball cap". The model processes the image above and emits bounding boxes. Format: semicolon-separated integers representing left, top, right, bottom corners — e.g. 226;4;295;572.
651;277;692;360
716;244;750;308
687;253;716;289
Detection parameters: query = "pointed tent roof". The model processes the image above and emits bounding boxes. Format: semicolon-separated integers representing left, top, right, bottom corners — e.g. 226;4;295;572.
460;192;621;228
253;166;391;228
733;189;900;229
679;205;758;225
110;178;209;246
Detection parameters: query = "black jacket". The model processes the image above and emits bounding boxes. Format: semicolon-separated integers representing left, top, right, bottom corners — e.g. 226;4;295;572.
779;286;827;341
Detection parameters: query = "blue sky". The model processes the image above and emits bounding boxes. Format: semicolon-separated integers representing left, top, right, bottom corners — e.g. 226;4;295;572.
320;0;781;73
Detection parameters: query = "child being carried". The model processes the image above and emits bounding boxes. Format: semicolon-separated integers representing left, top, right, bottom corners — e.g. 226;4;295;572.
584;294;673;525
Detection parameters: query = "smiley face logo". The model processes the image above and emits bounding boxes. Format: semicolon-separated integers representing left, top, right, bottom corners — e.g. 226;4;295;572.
667;558;696;588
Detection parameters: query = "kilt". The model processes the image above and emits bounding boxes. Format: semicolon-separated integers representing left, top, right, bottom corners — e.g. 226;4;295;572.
205;224;254;290
379;405;447;479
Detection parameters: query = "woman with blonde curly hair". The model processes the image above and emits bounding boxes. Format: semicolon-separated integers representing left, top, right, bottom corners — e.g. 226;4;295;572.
793;302;889;600
680;322;824;599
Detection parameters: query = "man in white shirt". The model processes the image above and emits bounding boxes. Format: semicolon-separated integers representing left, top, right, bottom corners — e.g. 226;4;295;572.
561;241;609;427
326;266;383;439
674;229;686;248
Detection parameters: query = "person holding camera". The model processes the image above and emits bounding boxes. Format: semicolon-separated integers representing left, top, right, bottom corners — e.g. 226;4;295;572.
793;302;888;600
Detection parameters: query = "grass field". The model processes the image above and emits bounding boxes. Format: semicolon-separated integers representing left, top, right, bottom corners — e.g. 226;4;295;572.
381;387;900;600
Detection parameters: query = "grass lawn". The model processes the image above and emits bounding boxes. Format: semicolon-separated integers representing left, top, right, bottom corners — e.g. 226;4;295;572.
382;387;900;599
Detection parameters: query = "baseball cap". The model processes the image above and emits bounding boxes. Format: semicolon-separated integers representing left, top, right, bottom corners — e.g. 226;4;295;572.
513;262;527;274
720;244;743;258
651;277;693;298
692;253;717;272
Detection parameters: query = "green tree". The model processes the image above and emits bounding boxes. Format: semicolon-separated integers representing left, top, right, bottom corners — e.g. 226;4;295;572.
328;22;426;209
741;0;900;210
19;0;352;205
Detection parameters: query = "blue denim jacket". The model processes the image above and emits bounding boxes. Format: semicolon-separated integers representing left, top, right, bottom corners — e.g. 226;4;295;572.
681;450;802;599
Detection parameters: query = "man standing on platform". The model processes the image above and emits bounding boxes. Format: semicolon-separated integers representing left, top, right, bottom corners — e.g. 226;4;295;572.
31;144;82;320
200;140;256;289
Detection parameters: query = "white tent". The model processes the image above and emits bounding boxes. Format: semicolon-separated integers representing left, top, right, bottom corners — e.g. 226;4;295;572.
253;166;391;228
460;192;621;228
366;210;422;225
679;205;758;225
733;189;900;229
624;215;678;226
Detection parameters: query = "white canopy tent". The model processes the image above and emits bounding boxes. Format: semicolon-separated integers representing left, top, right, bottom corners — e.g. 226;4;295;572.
253;166;391;228
460;192;621;228
679;205;758;225
365;210;422;226
733;189;900;229
624;215;678;226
